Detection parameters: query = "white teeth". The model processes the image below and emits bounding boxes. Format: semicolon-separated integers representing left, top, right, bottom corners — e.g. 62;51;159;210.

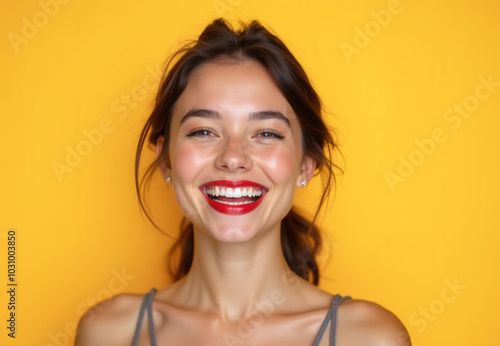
213;200;253;205
205;185;263;199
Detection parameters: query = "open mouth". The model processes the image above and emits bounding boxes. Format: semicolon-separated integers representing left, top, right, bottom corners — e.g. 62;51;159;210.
200;180;268;215
204;185;264;205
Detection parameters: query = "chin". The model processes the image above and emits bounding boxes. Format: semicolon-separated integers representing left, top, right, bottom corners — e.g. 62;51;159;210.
191;207;286;244
210;225;259;243
195;219;269;243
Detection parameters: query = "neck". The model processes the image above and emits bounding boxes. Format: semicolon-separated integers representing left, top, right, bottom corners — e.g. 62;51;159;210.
180;226;292;321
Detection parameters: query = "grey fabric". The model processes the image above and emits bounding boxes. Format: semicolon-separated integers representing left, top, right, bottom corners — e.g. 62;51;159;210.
312;294;352;346
131;288;157;346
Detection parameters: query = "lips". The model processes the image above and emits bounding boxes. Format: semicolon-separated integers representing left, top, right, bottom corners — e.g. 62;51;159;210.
200;180;267;215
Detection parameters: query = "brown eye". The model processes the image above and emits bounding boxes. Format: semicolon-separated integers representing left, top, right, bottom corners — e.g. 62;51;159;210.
186;128;217;137
255;129;285;139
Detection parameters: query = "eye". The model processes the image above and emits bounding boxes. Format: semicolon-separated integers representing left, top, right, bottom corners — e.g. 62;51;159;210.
255;129;285;140
186;127;217;137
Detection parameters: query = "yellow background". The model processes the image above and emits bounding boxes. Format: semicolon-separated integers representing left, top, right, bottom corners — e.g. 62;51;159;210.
1;0;499;345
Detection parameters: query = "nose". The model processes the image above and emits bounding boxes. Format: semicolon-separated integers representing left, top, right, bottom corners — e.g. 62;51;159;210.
215;136;252;173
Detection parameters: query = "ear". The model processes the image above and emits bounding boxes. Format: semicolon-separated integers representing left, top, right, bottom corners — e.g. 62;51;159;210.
156;136;171;179
296;155;317;188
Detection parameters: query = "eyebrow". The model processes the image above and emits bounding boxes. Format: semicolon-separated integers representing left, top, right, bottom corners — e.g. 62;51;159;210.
180;109;291;127
249;110;291;127
180;109;221;124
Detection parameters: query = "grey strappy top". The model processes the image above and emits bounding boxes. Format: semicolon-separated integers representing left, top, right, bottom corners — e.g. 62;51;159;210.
131;288;351;346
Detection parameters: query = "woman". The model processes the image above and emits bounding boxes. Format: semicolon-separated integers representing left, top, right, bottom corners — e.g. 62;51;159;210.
76;18;411;346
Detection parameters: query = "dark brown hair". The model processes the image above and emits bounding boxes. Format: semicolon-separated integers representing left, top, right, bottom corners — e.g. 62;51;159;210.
135;18;340;285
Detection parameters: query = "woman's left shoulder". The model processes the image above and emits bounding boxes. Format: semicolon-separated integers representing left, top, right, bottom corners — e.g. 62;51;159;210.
338;298;411;346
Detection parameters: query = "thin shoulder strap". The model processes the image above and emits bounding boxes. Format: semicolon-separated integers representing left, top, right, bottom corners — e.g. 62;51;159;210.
131;288;158;346
312;294;351;346
329;295;351;345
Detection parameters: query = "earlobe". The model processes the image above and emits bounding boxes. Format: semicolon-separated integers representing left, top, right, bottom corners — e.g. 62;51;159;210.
297;156;317;188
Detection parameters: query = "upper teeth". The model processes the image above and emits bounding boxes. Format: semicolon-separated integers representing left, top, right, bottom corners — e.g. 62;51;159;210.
206;186;262;198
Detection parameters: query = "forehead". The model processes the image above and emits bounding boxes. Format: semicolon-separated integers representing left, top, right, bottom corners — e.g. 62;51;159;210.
173;60;296;119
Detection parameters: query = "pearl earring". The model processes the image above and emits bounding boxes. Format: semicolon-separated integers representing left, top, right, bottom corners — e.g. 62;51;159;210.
301;180;307;187
166;176;171;183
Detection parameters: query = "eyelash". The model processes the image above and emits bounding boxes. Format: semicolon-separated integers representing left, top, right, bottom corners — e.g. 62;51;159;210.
185;128;285;140
186;127;217;137
255;129;285;139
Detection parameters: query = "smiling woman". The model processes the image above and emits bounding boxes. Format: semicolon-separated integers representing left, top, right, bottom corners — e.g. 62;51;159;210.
161;60;310;245
75;18;411;346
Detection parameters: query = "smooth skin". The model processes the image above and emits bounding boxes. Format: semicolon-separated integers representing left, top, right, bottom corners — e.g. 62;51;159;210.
76;60;411;346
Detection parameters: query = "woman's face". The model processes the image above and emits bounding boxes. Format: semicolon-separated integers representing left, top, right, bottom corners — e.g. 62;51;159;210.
160;60;315;242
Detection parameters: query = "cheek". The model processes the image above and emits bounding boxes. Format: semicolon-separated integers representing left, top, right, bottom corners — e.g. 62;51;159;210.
171;143;212;182
170;142;213;220
256;145;299;184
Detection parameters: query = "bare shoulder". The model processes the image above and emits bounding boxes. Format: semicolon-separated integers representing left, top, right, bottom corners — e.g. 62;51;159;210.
75;293;144;346
339;298;411;346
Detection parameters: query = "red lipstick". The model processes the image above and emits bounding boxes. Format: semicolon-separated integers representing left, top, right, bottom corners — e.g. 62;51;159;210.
200;180;267;215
